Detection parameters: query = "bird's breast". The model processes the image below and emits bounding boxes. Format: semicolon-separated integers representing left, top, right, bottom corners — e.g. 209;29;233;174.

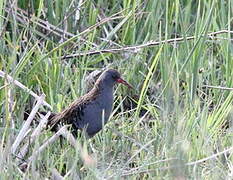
96;91;113;119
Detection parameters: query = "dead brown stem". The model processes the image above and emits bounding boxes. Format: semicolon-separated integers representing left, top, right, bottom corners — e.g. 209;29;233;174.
62;30;233;59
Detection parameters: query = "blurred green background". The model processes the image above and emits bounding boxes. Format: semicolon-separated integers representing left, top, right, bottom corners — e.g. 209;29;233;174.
0;0;233;179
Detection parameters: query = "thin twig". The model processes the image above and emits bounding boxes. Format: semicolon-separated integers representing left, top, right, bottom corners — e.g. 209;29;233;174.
48;13;125;58
19;126;65;171
22;126;66;171
17;112;51;160
185;146;233;166
0;70;51;108
20;126;78;171
203;85;233;91
31;112;51;139
27;125;75;163
5;7;74;39
11;94;45;155
62;30;233;59
108;158;177;179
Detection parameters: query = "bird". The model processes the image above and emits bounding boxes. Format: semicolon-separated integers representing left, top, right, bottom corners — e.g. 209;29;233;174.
45;69;132;138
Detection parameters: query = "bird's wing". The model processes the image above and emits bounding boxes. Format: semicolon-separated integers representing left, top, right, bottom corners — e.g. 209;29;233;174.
48;88;99;129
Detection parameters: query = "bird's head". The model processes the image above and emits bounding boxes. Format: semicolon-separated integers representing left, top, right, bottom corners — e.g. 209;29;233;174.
96;69;132;89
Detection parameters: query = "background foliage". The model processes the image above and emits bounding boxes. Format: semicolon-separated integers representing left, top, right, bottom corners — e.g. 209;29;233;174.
1;0;233;179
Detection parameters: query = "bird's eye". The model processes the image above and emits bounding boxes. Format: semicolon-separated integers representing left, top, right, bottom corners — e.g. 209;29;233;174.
112;74;118;80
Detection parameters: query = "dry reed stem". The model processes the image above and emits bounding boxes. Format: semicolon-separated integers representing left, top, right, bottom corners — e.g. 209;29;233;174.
27;126;65;162
11;94;46;155
0;70;51;108
31;112;51;139
20;126;78;173
203;85;233;91
27;125;77;163
17;112;51;160
62;30;233;58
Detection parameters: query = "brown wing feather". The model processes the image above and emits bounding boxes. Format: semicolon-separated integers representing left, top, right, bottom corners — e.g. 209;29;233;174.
48;86;99;129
